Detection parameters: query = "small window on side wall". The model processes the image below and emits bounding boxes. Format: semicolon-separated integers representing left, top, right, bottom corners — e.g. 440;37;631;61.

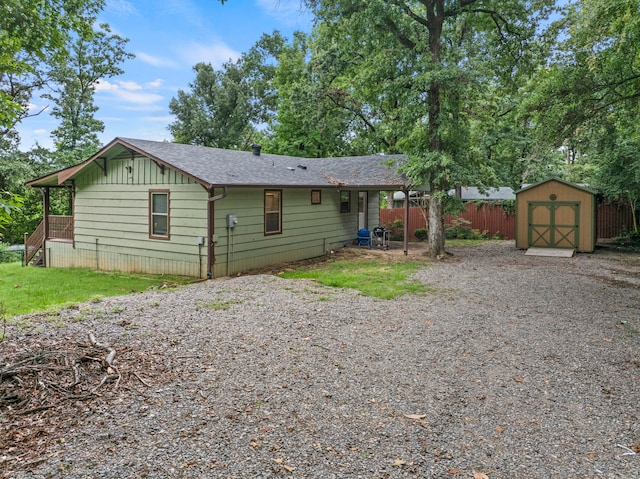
340;190;350;213
149;190;170;239
265;190;282;235
311;190;321;205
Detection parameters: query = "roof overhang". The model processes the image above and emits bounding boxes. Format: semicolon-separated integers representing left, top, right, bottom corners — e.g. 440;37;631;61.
25;138;214;189
25;137;410;191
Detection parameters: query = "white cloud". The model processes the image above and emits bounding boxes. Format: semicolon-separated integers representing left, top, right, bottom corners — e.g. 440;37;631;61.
136;52;180;69
113;90;165;105
179;40;240;68
141;115;175;123
145;79;164;89
27;102;49;113
119;80;143;91
94;79;164;105
94;79;119;92
256;0;313;27
106;0;138;15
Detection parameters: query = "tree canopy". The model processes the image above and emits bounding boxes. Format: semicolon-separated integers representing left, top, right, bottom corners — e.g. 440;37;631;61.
0;1;132;241
3;0;640;244
168;32;286;149
301;0;556;256
0;0;105;135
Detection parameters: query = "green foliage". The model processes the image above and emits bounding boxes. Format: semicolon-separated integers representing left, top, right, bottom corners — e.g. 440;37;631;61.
1;11;131;241
413;228;428;241
266;31;369;157
169;32;286;150
0;0;105;135
0;143;58;243
278;258;430;299
0;263;195;318
445;218;490;240
304;0;556;258
525;0;640;225
44;24;133;166
386;219;404;241
0;243;21;264
0;191;23;238
469;199;516;216
613;230;640;248
497;200;516;216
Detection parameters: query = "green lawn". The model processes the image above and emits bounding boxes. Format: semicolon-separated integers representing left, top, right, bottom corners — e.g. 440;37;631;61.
0;263;196;318
278;258;431;299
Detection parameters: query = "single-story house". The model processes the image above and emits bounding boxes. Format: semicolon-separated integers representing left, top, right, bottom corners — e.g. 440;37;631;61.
25;138;409;278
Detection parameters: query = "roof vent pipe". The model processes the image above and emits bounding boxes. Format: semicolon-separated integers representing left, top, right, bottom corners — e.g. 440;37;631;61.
251;144;261;156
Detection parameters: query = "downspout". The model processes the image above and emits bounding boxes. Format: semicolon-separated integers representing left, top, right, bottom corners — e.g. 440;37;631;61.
207;186;228;279
403;188;409;256
70;181;76;248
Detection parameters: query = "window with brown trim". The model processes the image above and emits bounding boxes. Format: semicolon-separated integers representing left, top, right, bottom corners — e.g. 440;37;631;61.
149;190;170;239
311;190;321;205
265;190;282;234
340;190;351;213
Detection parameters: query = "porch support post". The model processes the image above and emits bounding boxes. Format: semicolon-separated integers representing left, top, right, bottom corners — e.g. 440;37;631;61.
42;187;50;267
70;181;75;248
403;188;409;256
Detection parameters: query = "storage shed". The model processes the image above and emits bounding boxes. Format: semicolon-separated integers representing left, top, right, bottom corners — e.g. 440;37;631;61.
515;178;596;253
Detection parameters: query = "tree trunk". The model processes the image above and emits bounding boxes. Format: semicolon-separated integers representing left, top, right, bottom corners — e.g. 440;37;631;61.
426;0;445;259
428;195;445;258
629;193;639;233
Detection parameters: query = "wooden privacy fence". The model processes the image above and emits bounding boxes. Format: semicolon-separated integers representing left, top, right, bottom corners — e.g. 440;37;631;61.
380;201;634;241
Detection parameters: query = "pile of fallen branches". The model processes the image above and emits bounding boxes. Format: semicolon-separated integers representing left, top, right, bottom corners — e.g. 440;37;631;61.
0;332;165;471
0;333;123;416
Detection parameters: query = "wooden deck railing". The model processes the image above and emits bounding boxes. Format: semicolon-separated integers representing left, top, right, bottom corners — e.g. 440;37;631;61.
48;215;74;241
24;221;45;265
23;215;73;265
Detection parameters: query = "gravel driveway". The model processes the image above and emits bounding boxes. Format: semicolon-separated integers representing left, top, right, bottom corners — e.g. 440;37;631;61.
2;241;639;479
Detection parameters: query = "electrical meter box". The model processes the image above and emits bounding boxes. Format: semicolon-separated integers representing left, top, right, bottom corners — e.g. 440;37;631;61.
226;214;238;228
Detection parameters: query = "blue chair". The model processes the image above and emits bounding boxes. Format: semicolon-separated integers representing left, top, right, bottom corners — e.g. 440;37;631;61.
357;228;371;248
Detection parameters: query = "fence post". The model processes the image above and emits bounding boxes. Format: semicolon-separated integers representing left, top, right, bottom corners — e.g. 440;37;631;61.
23;232;27;266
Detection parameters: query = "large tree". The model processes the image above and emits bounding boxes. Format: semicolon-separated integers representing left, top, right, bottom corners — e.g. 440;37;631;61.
266;31;377;157
0;135;50;242
526;0;640;227
169;32;285;149
304;0;555;257
1;2;132;241
45;24;134;167
0;0;105;135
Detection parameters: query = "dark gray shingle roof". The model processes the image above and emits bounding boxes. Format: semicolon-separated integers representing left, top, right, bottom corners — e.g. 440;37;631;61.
118;138;407;188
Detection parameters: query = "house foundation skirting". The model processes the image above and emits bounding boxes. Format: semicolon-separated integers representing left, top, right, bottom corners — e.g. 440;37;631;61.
46;241;204;278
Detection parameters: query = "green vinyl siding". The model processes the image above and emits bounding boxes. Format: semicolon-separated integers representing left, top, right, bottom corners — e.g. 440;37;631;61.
67;160;209;277
80;157;197;186
212;188;363;276
54;153;384;277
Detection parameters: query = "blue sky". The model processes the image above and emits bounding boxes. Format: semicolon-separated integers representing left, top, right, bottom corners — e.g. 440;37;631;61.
18;0;313;151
